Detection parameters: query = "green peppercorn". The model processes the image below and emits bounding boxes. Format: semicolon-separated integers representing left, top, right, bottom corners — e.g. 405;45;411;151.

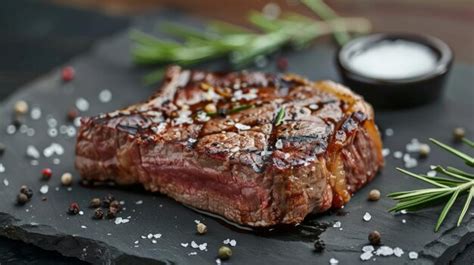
14;100;29;115
368;189;381;201
196;222;208;235
368;230;381;245
218;246;232;260
453;127;465;142
418;144;430;158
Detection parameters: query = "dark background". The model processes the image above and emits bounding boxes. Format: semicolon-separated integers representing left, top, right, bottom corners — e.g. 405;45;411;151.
0;0;473;264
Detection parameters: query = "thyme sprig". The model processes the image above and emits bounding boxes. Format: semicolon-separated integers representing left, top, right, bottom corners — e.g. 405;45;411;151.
388;138;474;232
130;0;371;84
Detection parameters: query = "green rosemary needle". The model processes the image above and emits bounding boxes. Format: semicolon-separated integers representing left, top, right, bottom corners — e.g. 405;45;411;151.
130;0;371;84
274;107;286;126
388;138;474;232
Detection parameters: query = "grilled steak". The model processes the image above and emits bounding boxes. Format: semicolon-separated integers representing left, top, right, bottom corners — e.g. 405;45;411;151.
76;66;384;226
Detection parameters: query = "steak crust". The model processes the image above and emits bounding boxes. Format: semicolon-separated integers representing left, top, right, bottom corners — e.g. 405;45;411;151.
75;66;384;226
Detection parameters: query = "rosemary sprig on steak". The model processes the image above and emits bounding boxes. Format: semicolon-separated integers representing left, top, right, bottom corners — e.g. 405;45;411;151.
130;0;370;84
388;138;474;232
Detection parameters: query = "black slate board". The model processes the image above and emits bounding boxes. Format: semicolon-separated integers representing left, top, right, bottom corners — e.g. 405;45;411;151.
0;11;473;265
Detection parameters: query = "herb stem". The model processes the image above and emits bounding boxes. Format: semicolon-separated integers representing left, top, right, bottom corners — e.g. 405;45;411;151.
389;138;474;231
301;0;351;46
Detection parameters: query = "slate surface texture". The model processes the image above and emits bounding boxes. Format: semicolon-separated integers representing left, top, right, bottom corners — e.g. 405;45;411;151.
0;10;473;265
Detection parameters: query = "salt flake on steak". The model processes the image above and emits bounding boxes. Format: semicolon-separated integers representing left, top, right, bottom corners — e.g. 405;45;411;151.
235;123;251;130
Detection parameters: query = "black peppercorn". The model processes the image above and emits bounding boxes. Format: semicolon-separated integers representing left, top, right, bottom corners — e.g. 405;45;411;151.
12;116;23;128
102;194;115;207
217;108;228;117
109;200;121;211
0;142;5;156
313;239;325;252
20;185;33;199
17;193;29;205
89;198;101;208
368;230;381;245
68;202;80;215
93;208;104;219
106;207;118;219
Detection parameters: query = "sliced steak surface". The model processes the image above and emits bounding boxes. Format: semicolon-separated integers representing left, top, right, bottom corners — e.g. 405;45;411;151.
75;66;384;226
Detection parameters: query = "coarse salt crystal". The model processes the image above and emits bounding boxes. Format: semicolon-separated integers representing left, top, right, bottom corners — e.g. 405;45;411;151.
393;247;404;257
235;123;251;130
385;128;394;136
3;179;9;186
382;148;390;157
47;117;58;128
329;258;339;264
40;185;49;194
0;164;5;173
309;104;318;110
191;241;199;248
6;125;16;134
375;246;394;256
79;211;84;216
333;221;341;228
393;151;403;159
76;98;90;112
31;107;42;120
402;219;406;224
135;200;143;205
198;243;207;251
141;235;146;239
181;243;189;248
275;139;283;149
363;212;372;222
153;234;161;239
408;251;418;259
134;240;139;245
360;251;373;260
427;170;437;177
362;245;374;252
223;239;230;244
400;209;407;214
188;252;197;256
26;145;40;159
99;89;112;103
405;158;418;168
152;240;157;244
229;239;237;247
216;258;222;265
81;225;87;229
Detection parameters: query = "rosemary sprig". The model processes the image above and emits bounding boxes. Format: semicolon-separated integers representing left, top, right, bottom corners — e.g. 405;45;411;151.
274;107;286;126
130;0;371;84
388;138;474;232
